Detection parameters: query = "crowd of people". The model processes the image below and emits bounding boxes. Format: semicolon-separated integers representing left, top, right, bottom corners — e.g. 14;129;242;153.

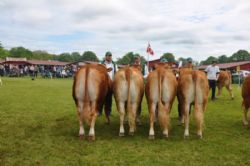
0;64;76;79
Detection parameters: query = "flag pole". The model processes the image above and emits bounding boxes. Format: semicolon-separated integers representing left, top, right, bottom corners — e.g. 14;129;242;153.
147;42;150;70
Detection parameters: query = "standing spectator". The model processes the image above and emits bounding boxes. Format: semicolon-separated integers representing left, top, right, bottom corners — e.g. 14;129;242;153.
100;51;118;124
40;65;45;77
0;64;4;76
29;65;35;80
185;58;194;69
24;65;28;76
133;54;149;78
53;66;57;78
205;60;220;101
34;65;39;78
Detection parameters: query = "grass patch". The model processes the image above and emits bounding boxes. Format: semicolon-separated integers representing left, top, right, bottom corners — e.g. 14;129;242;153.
0;77;250;165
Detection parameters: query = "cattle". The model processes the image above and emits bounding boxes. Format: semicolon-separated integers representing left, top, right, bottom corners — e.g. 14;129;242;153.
217;70;234;99
113;65;144;136
177;69;209;138
0;77;2;86
242;75;250;126
145;63;177;139
72;64;112;141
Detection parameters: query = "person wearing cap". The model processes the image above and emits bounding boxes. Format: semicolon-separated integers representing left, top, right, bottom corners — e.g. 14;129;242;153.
185;58;194;69
100;51;118;124
205;60;220;101
101;51;117;80
160;57;168;63
133;54;149;78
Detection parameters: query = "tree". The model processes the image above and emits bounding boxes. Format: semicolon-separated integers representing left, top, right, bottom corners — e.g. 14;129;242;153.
177;57;188;65
161;53;175;62
57;53;73;62
71;52;81;61
116;52;134;64
116;52;147;65
229;50;250;62
81;51;99;62
0;42;9;59
200;56;218;65
32;50;54;60
9;47;33;59
218;55;228;63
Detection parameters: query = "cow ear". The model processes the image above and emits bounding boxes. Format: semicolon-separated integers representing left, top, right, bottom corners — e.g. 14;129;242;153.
107;67;113;72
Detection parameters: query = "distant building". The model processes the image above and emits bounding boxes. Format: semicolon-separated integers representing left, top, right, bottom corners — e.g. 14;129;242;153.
0;57;69;66
197;61;250;71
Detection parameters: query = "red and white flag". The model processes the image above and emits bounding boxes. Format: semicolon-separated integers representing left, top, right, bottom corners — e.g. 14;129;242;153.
146;43;154;56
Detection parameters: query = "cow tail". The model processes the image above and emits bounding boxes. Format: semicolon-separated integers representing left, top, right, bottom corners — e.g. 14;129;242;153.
84;66;91;124
192;71;198;110
157;70;163;111
125;67;133;125
157;70;169;130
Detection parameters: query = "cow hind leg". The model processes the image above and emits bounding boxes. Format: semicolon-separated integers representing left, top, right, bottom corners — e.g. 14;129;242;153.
243;108;248;126
243;101;249;126
194;103;204;139
226;85;234;100
118;102;126;136
77;102;85;139
217;86;222;96
158;103;170;139
184;103;190;138
148;102;156;140
88;102;98;141
128;102;137;136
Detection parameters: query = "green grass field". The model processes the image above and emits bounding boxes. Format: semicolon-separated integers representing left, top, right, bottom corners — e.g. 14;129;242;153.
0;77;249;165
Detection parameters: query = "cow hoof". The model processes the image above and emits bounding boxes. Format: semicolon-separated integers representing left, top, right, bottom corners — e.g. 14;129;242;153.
184;135;189;139
88;135;95;141
119;132;125;137
163;134;169;139
137;121;142;126
129;132;134;136
243;121;249;126
79;135;85;140
148;135;155;140
105;118;110;125
231;97;234;100
197;135;203;139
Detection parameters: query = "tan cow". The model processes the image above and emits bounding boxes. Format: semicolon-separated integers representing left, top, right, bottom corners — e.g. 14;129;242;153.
145;63;177;139
72;64;112;141
113;65;144;136
217;70;234;99
177;69;209;138
242;75;250;126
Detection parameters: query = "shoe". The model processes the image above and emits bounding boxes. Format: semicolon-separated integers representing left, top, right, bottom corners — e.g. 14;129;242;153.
211;97;217;101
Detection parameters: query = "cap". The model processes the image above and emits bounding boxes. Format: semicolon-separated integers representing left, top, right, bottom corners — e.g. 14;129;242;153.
160;58;168;63
105;51;112;56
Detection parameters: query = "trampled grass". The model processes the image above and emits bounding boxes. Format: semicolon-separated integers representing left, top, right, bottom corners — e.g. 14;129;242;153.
0;77;250;165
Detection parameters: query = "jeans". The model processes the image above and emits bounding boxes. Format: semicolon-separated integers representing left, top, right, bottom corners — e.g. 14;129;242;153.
209;80;216;99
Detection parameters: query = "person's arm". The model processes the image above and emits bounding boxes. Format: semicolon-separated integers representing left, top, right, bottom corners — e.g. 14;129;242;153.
216;66;220;80
204;66;209;74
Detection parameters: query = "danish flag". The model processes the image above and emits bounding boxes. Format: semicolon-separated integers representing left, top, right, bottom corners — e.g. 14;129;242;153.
146;43;154;55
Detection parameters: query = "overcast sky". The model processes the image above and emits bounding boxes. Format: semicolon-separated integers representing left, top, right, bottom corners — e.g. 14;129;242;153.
0;0;250;61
